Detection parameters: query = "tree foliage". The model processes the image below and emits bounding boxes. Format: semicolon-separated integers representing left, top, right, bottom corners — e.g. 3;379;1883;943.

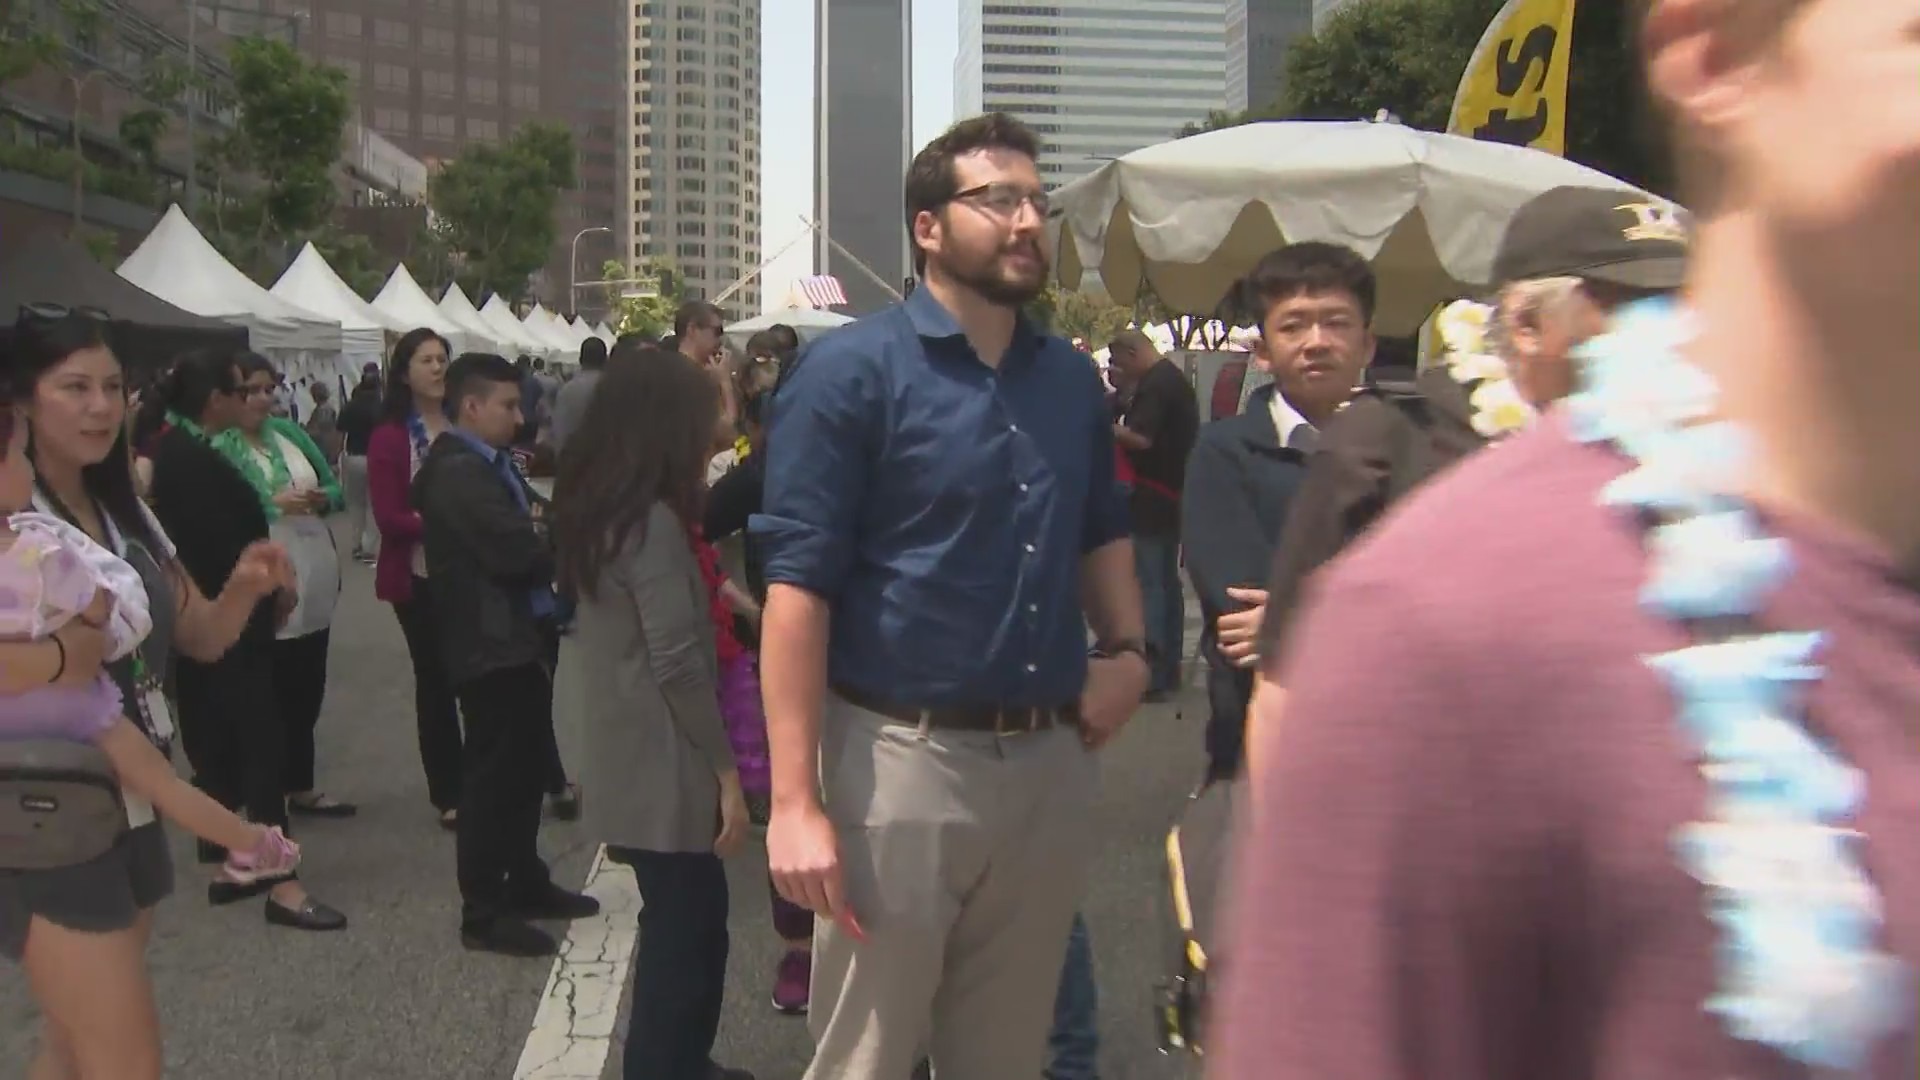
602;257;686;340
193;38;353;280
1027;281;1135;349
429;123;578;302
1181;0;1667;195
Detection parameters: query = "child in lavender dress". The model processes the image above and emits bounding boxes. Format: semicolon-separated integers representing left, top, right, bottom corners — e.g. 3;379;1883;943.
0;404;296;882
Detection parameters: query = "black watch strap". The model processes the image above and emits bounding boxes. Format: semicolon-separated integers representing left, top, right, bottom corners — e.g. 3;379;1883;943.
1096;638;1151;664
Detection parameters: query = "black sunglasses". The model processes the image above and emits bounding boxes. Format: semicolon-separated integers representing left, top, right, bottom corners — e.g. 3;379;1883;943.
19;302;110;325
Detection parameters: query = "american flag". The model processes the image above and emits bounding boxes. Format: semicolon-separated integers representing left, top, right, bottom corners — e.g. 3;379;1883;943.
796;274;849;308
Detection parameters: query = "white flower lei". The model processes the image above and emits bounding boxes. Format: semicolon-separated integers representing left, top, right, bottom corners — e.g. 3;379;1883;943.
1433;299;1535;438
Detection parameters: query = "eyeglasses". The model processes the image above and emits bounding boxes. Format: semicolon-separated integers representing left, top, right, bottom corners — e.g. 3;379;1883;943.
19;302;109;325
950;182;1051;219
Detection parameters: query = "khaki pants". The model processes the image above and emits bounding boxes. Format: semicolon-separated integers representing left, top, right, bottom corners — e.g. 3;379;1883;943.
804;696;1100;1080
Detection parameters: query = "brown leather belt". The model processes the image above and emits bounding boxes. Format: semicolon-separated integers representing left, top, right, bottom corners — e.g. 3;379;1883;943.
832;684;1079;736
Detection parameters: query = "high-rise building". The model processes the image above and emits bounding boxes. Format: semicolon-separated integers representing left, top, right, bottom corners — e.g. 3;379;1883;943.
956;0;1227;190
295;0;623;312
1311;0;1358;32
624;0;763;319
1226;0;1314;114
815;0;913;315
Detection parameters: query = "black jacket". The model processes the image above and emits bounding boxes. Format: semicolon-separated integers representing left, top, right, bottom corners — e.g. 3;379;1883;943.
412;432;555;686
336;387;381;456
146;424;279;650
1180;384;1311;779
1255;366;1484;663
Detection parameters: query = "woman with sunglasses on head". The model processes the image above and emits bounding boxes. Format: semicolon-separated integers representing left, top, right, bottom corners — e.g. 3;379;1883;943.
145;348;348;932
0;306;312;1078
367;329;466;829
218;354;354;821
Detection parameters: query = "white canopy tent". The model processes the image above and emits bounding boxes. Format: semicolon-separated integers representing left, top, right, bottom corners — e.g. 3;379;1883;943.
270;243;390;385
118;205;345;375
477;294;547;357
436;285;505;357
725;303;853;350
371;266;484;355
564;315;593;345
522;303;576;359
591;321;615;342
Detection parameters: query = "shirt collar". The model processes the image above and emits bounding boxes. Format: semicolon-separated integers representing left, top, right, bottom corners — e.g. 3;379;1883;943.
447;426;504;464
1265;385;1313;446
904;285;1047;352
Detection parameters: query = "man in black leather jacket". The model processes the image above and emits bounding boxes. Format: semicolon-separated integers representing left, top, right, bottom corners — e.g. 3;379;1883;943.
413;352;597;958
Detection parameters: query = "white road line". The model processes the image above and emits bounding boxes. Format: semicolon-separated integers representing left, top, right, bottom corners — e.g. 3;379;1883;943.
514;846;641;1079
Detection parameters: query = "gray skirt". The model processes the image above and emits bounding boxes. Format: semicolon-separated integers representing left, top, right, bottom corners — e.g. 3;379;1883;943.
0;822;174;961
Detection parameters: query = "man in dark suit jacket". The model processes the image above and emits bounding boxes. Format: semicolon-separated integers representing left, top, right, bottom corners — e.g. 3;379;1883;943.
1181;242;1379;780
414;352;597;958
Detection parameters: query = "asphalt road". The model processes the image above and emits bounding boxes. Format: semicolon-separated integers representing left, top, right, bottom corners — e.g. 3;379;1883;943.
0;536;1214;1080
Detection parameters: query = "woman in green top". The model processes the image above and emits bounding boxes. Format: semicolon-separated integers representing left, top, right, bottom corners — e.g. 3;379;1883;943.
219;355;357;819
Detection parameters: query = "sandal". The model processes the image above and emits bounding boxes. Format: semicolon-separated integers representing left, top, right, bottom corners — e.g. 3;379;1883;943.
288;793;359;818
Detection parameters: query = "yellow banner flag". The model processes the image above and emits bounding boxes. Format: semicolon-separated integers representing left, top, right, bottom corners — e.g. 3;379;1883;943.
1447;0;1579;156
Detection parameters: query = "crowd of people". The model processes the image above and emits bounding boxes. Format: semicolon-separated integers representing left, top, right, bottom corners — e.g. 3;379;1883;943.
0;2;1913;1078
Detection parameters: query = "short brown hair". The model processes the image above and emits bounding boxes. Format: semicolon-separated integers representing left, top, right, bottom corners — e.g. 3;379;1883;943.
673;300;723;338
903;113;1042;274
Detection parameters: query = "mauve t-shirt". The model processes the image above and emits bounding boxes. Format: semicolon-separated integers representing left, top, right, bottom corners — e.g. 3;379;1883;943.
1213;417;1918;1080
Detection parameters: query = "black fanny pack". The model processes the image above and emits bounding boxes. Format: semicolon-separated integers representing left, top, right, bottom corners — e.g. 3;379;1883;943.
0;740;128;870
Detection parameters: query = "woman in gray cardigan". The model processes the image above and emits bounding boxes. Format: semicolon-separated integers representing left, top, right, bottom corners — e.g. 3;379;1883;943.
550;345;754;1080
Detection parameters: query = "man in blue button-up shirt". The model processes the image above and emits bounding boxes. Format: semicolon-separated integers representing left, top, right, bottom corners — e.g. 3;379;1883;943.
751;114;1147;1080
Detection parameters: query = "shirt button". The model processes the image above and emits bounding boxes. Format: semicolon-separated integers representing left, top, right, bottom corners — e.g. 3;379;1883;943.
1025;663;1037;673
1017;482;1029;493
1028;603;1038;614
1024;543;1036;554
1009;424;1019;433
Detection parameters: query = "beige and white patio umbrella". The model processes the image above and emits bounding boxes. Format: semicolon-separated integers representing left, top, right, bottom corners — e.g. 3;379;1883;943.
1049;120;1665;335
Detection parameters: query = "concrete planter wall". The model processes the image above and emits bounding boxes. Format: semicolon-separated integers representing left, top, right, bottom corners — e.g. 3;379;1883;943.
0;167;162;236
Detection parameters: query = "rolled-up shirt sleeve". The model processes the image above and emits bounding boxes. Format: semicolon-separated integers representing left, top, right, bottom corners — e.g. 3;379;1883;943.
751;337;877;598
1080;368;1130;552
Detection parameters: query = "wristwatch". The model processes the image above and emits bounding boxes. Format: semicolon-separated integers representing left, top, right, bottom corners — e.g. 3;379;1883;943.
1094;638;1152;666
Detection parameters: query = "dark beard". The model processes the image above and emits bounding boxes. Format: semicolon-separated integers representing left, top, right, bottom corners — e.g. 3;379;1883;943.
939;254;1047;308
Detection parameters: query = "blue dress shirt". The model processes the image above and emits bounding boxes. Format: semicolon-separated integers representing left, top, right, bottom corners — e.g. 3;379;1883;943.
751;287;1130;707
447;427;556;620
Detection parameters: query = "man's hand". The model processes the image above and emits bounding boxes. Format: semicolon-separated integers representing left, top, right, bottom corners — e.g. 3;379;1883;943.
1079;652;1149;749
1217;586;1268;669
767;798;864;940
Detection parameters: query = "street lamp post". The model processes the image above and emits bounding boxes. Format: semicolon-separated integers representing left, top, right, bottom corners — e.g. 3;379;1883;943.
569;226;613;317
185;0;196;216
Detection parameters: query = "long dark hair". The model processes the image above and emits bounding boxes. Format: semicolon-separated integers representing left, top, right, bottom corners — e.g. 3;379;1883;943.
552;344;720;597
6;311;167;557
381;328;451;424
157;348;243;427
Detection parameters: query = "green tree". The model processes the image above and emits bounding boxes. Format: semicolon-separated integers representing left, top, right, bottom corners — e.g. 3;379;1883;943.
602;257;684;339
116;58;191;176
191;38;351;279
1029;282;1136;348
429;122;578;300
12;0;113;233
1180;0;1666;194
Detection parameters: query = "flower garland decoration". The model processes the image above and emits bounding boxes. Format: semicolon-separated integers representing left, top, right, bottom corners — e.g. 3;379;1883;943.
1433;299;1535;438
1566;296;1910;1072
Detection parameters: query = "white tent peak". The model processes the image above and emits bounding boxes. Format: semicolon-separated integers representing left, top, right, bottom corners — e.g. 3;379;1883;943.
371;264;471;347
437;283;505;356
118;204;343;354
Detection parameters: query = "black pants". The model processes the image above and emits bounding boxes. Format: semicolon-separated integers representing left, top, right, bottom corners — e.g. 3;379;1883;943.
393;579;463;812
174;633;288;830
274;628;332;794
453;662;553;925
615;849;730;1080
537;621;567;797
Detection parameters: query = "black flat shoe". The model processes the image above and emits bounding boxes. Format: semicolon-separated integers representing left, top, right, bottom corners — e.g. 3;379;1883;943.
208;874;292;906
460;918;556;957
510;884;601;921
438;810;459;832
288;795;359;819
265;896;348;931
